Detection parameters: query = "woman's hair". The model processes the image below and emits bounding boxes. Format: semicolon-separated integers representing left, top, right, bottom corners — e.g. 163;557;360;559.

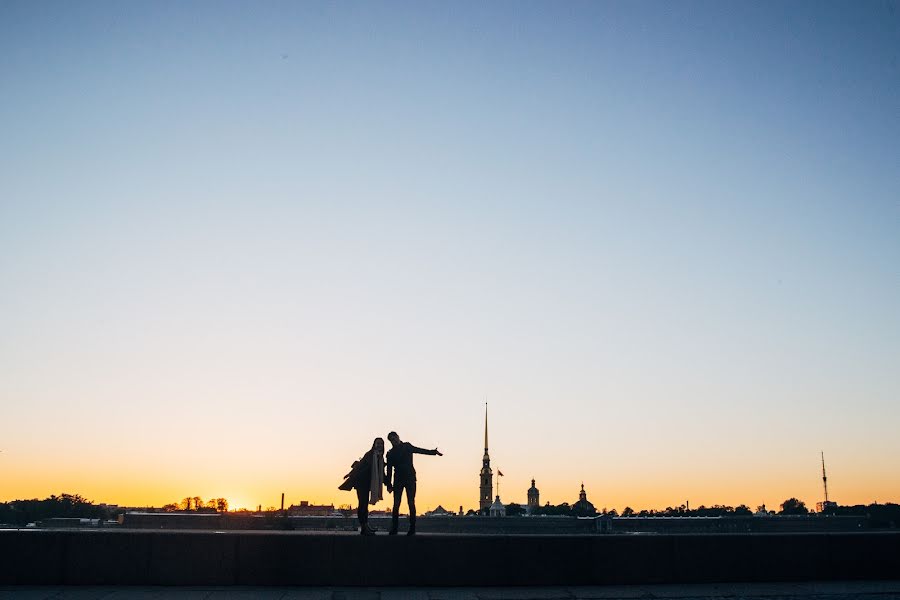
373;437;384;449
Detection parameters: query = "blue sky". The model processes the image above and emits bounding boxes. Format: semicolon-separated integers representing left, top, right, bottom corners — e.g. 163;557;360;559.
1;1;898;510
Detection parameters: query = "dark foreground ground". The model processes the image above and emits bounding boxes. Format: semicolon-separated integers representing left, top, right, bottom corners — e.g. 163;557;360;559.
3;530;899;586
2;581;900;600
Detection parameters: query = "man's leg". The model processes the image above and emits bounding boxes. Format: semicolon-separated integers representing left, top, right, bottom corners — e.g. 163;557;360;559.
390;485;403;535
406;480;417;535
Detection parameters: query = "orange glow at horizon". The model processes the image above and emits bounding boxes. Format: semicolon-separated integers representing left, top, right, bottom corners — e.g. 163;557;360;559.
3;396;899;514
3;446;898;514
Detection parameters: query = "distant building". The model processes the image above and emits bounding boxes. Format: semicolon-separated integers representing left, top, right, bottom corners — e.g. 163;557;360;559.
287;501;335;516
527;479;540;515
489;495;506;517
571;483;597;517
424;505;455;517
479;405;493;512
38;518;102;528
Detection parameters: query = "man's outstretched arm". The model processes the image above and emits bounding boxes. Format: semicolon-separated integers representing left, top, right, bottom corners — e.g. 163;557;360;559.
385;458;394;492
411;445;443;456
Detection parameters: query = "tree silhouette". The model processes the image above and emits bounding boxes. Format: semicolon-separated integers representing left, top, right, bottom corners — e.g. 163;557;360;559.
539;502;572;516
0;493;104;525
780;497;809;515
622;506;634;517
506;502;525;516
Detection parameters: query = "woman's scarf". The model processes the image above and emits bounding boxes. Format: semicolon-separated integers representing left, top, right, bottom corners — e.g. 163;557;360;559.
369;451;384;505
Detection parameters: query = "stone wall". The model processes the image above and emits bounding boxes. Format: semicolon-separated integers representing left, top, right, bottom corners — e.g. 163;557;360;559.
1;530;898;586
118;512;867;534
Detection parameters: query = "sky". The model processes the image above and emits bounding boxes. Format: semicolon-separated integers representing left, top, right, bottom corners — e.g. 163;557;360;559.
1;0;898;514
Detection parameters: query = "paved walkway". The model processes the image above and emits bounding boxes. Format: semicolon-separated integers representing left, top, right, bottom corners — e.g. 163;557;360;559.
1;581;899;600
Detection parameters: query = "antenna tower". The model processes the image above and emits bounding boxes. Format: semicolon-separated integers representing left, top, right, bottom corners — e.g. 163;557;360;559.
821;451;829;503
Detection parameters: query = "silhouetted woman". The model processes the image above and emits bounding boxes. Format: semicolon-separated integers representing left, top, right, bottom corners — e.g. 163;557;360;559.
338;437;385;535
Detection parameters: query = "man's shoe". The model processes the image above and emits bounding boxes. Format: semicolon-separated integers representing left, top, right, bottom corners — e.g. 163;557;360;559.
360;527;375;536
406;529;416;536
388;528;398;535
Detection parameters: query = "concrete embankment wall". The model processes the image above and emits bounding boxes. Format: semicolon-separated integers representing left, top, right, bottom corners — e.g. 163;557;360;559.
119;512;868;534
1;531;898;586
120;512;598;534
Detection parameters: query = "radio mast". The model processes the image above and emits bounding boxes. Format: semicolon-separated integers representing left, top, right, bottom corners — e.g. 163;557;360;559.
821;451;829;504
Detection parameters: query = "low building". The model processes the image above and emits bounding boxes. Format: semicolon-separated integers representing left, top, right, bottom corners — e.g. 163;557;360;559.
424;505;455;517
287;501;335;516
489;496;506;517
38;518;101;528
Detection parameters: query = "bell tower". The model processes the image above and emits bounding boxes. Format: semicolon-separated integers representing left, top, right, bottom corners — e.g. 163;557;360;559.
527;478;540;514
479;403;493;512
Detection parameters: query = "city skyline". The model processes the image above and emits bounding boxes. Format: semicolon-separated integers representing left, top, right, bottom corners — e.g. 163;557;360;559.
2;1;898;514
0;405;890;515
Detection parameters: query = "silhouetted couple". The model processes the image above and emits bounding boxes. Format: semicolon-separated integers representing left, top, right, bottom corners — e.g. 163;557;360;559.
339;431;442;535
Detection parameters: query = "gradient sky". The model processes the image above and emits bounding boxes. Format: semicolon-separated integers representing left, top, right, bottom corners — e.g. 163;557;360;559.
1;1;898;514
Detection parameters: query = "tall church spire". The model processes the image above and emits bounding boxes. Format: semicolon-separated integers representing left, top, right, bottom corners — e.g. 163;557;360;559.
484;402;489;453
479;402;493;512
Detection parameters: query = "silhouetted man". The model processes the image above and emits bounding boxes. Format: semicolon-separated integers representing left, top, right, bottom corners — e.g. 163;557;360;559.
386;431;442;535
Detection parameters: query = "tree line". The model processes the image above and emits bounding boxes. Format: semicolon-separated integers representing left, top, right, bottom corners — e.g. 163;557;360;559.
501;501;754;517
504;497;900;521
0;494;230;525
0;493;107;525
2;494;897;529
161;497;229;512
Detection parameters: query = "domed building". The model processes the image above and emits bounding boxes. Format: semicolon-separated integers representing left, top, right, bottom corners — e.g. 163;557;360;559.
572;483;597;517
489;495;506;517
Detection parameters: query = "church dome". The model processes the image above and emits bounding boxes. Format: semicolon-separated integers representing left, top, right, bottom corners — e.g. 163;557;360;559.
572;482;597;517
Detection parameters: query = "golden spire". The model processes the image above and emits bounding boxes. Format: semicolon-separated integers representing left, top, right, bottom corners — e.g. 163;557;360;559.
484;402;489;452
